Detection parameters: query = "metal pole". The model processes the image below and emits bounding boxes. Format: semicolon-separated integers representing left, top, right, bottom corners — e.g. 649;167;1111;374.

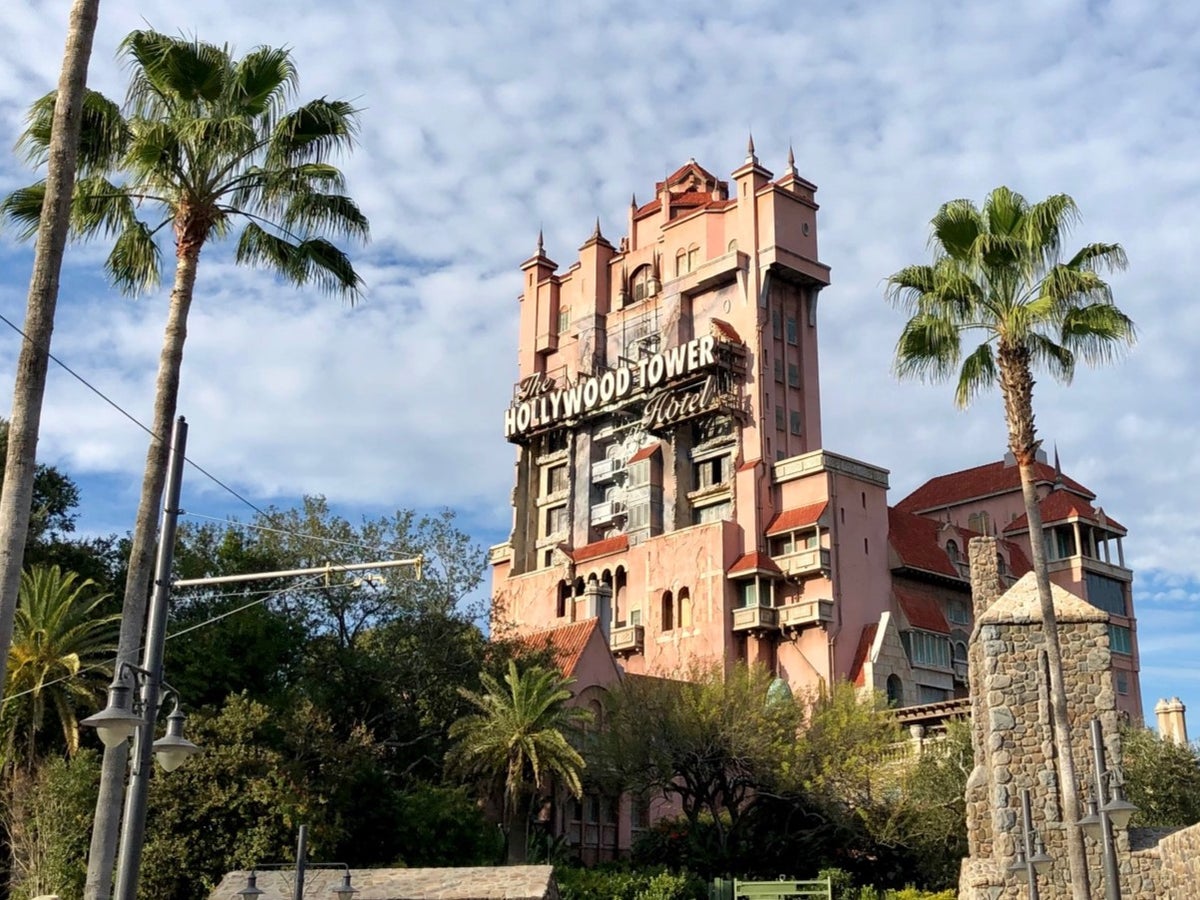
1092;718;1122;900
1021;788;1040;900
112;417;188;900
294;824;308;900
172;556;423;588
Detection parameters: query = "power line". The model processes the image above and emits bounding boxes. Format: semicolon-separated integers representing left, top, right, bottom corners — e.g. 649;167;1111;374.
182;511;399;555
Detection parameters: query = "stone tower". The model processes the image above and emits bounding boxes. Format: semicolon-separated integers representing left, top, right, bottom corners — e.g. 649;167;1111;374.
961;536;1125;899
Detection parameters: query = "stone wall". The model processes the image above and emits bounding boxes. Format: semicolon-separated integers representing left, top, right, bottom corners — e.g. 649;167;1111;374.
1157;821;1200;898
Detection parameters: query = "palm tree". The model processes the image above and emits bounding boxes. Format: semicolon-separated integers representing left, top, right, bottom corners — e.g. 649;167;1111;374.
448;661;591;863
2;31;368;900
0;0;101;709
3;565;117;765
886;186;1135;900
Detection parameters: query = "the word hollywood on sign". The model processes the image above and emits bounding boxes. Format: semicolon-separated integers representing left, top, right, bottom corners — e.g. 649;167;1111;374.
504;334;720;439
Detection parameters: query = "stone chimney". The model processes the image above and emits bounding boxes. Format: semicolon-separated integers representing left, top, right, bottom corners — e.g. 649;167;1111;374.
1155;697;1189;746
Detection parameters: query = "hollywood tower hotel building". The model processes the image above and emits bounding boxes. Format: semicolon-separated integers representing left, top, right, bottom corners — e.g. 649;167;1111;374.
490;145;1142;722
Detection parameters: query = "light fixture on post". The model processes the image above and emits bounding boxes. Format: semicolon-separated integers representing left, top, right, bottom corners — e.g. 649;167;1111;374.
238;871;266;900
152;700;201;772
82;670;145;748
1075;717;1138;900
1007;787;1052;900
246;825;358;900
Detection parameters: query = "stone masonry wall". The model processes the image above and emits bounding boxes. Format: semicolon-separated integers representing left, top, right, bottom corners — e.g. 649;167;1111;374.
1157;821;1200;898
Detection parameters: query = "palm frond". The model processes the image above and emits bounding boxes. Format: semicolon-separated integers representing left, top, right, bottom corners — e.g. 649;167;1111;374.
17;89;129;176
983;186;1027;238
107;220;163;295
122;30;230;112
0;182;48;239
953;342;997;408
232;45;298;117
70;177;141;239
1026;332;1075;384
283;192;369;241
1063;241;1128;273
929;199;982;261
267;99;360;167
893;313;963;384
1059;303;1137;366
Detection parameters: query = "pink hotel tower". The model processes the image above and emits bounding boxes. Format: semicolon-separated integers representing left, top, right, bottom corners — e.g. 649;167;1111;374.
489;145;1142;741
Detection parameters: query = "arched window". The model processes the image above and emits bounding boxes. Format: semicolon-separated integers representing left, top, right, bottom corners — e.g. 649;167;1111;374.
615;567;627;625
661;590;674;631
886;674;903;707
679;587;693;629
556;581;570;618
687;244;700;271
996;552;1008;576
631;265;654;302
945;540;960;564
675;249;687;277
953;641;968;665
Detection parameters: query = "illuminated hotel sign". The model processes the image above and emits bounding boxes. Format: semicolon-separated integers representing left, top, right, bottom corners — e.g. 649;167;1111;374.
504;334;721;439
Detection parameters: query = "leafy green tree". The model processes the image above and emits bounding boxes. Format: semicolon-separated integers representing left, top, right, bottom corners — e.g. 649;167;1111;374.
1121;726;1200;827
448;660;590;863
3;565;116;764
887;188;1134;900
2;748;101;900
2;33;368;899
138;693;382;900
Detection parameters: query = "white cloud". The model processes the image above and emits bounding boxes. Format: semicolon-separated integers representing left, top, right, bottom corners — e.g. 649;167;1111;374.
1;0;1200;716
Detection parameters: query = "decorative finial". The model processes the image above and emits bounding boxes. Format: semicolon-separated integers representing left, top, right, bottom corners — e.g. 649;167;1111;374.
1053;444;1063;488
536;228;544;255
592;216;602;239
786;143;797;174
630;192;637;208
746;131;757;162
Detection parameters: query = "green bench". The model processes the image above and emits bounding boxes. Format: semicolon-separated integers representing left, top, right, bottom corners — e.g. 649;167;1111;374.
711;877;833;900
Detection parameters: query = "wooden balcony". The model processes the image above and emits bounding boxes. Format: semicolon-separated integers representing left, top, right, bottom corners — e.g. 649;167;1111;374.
775;547;830;578
732;604;778;633
609;624;644;656
778;598;834;631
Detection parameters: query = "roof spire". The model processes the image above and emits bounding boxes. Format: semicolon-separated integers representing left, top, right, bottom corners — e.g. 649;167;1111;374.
536;228;544;256
746;131;757;164
786;142;797;176
630;192;637;208
592;216;602;239
1053;444;1064;489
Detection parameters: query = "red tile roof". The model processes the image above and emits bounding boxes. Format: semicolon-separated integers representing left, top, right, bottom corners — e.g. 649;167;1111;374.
1003;490;1126;535
512;619;599;677
895;588;951;634
896;459;1093;513
710;318;742;343
889;507;1032;581
849;623;878;687
628;443;661;464
656;160;721;190
766;501;828;536
728;552;784;578
888;508;962;580
569;535;629;564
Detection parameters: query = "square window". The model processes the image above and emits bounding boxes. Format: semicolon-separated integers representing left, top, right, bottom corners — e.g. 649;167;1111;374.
786;316;798;345
789;411;802;435
775;406;785;431
774;357;784;383
787;362;800;388
1116;670;1129;695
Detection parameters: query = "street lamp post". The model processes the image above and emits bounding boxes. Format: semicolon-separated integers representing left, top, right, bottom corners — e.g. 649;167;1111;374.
239;825;359;900
1008;787;1052;900
1077;718;1137;900
81;416;199;900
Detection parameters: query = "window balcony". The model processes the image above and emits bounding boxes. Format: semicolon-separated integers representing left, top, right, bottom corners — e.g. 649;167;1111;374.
732;604;778;633
778;598;834;630
775;547;830;578
590;499;626;525
609;624;644;656
591;457;626;483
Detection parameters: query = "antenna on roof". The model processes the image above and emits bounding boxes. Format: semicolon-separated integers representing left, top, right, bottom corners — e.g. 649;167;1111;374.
1053;444;1064;490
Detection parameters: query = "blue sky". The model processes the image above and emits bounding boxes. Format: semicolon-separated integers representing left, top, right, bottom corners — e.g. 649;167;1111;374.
1;1;1198;733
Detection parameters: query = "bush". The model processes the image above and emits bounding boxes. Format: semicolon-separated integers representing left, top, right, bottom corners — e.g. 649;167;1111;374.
555;864;706;900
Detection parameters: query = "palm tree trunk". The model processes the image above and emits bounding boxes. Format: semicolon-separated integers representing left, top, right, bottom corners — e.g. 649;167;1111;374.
84;244;199;900
999;347;1090;900
0;0;100;704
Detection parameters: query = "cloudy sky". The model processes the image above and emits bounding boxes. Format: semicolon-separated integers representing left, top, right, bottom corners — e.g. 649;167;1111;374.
1;1;1197;729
